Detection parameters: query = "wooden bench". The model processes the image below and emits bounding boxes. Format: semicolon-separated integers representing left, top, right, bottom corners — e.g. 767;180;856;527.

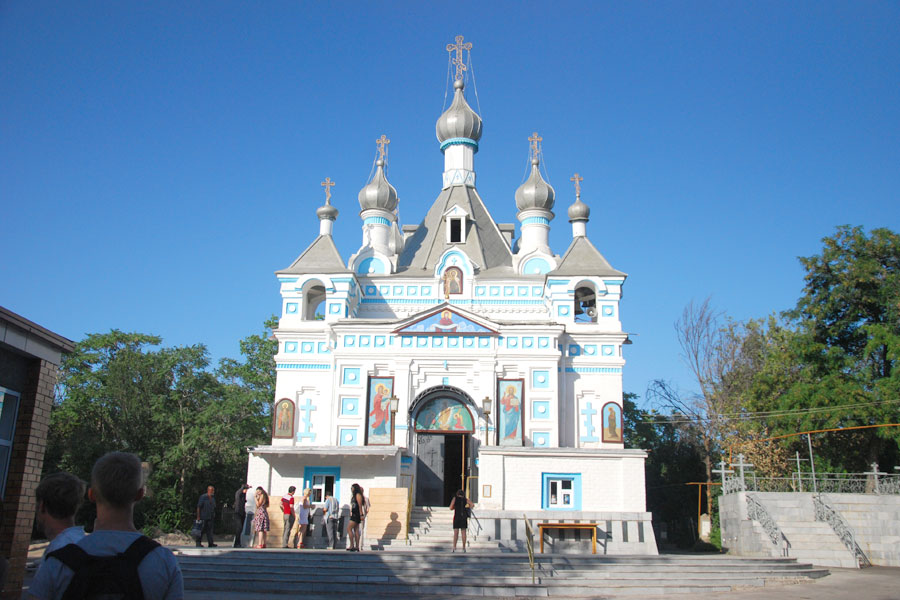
537;522;599;554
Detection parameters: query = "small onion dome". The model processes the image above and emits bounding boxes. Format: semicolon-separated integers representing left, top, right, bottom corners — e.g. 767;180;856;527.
435;79;483;145
515;157;556;212
358;159;398;212
568;197;590;222
316;202;338;221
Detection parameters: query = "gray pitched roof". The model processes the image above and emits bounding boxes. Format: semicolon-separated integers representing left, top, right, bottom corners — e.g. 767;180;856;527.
550;236;626;278
398;186;513;275
277;235;349;275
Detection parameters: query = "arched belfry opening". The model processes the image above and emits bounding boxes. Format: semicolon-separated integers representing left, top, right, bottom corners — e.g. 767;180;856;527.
410;386;476;506
302;279;326;321
574;281;598;323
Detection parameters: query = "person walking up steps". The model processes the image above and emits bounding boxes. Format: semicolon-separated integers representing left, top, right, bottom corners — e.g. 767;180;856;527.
449;488;474;553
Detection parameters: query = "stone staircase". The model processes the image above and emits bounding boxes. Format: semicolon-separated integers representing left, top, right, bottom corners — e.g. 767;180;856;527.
824;494;900;566
748;493;859;568
372;505;502;551
175;549;829;598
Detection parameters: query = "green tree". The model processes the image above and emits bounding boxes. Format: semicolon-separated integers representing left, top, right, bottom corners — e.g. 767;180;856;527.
752;226;900;470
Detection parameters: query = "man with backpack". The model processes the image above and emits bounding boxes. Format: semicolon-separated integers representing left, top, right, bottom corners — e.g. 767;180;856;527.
28;451;184;600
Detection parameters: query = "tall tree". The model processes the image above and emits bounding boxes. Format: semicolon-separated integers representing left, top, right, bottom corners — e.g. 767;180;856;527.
754;226;900;470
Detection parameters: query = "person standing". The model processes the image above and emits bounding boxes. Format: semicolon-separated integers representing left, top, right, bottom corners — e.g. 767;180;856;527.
323;491;341;549
280;486;296;548
196;486;217;548
295;488;313;548
34;472;87;556
449;489;474;553
232;484;249;548
253;487;270;548
346;483;365;552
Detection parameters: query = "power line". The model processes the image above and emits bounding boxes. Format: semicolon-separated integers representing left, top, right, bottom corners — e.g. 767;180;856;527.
635;397;900;425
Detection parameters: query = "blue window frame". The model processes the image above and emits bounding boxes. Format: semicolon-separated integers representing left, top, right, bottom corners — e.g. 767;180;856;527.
541;472;582;510
303;466;341;504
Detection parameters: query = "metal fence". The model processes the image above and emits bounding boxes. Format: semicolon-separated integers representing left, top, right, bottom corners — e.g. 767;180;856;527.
719;455;900;495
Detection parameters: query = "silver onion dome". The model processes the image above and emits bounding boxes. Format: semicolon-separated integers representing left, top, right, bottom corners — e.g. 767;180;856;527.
358;159;398;212
316;202;338;221
515;158;556;212
436;79;483;144
567;197;590;221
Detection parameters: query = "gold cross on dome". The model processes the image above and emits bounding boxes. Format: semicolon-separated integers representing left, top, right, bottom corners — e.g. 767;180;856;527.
376;134;390;160
321;177;335;204
446;35;472;82
528;131;543;160
570;173;583;199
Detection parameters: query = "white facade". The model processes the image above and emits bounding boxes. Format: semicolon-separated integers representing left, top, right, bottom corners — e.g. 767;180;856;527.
247;48;649;528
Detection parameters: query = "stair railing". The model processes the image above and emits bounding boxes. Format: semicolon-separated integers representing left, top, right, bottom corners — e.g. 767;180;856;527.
404;475;414;544
813;493;871;568
746;494;790;556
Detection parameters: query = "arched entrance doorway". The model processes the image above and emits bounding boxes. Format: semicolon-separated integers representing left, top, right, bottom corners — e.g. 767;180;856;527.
411;387;475;506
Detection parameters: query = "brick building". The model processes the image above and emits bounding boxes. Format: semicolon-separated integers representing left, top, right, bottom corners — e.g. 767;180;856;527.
0;307;74;598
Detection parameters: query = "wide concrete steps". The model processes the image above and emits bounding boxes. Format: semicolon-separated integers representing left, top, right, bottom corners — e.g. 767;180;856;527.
175;549;828;597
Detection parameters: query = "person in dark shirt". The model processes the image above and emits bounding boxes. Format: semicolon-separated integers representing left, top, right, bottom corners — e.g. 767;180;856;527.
233;484;249;547
196;486;216;548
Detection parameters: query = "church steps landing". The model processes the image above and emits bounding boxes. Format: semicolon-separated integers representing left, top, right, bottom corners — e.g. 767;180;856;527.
175;549;828;597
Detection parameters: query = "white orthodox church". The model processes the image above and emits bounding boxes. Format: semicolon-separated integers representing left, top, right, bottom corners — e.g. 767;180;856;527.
246;38;656;553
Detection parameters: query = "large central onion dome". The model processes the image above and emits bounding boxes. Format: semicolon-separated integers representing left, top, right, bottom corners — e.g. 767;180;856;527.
358;159;398;212
436;79;483;145
515;157;556;212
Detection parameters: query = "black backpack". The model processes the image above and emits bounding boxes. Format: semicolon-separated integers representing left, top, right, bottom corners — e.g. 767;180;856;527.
46;535;160;600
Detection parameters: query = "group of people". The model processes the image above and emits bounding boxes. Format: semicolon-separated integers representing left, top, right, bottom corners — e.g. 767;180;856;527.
29;451;184;599
228;482;372;550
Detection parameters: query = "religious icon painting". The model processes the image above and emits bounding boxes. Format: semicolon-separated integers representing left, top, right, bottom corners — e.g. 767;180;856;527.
365;376;394;445
601;401;623;443
496;379;524;446
442;266;463;296
273;398;295;439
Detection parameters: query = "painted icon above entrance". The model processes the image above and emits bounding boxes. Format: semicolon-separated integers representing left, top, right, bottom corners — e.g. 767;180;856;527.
395;307;496;336
414;397;474;433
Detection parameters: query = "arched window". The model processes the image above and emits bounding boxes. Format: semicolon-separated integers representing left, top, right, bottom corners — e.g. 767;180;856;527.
574;282;598;323
302;280;326;321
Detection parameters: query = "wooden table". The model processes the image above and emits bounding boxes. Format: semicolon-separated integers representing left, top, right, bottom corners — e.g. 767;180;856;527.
537;522;598;554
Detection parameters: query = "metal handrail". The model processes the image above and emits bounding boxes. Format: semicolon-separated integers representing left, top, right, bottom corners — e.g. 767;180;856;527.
813;493;871;568
746;494;790;556
465;475;478;502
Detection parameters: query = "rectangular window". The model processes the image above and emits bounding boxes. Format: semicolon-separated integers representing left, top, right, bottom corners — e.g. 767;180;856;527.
304;466;340;503
449;218;462;243
0;388;21;498
311;475;335;503
541;472;582;510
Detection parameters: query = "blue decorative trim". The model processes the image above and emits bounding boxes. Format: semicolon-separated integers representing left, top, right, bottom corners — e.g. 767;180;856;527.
340;398;360;416
584;345;597;355
568;344;581;356
285;302;298;314
301;342;314;354
359;335;371;347
406;286;417;296
278;277;299;283
523;257;552;275
284;342;298;353
359;298;544;306
357;257;385;275
523;337;534;348
521;216;550;226
558;305;570;316
565;367;623;374
538;337;550;348
277;363;330;370
328;303;341;314
547;279;568;286
331;277;354;284
297;398;317;442
342;368;361;385
365;285;377;295
439;137;479;152
475;286;486;296
303;466;340;500
339;428;358;446
375;336;386;347
364;216;391;226
602;345;615;356
421;286;432;296
541;472;582;510
603;280;623;286
532;401;550;420
602;305;615;317
533;432;551;447
532;286;543;296
532;370;550;389
580;402;598;443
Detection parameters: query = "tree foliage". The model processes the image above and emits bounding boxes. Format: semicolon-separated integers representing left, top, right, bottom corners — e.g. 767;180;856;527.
46;318;278;533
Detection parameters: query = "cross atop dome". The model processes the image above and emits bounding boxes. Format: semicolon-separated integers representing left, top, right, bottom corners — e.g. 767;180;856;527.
529;131;543;162
321;177;335;204
376;134;390;162
446;35;472;82
571;173;583;200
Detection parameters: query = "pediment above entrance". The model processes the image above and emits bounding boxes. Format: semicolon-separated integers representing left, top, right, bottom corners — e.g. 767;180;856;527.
392;303;499;336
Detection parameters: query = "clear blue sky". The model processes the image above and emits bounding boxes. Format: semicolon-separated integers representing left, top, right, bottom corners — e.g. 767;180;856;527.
3;1;898;405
